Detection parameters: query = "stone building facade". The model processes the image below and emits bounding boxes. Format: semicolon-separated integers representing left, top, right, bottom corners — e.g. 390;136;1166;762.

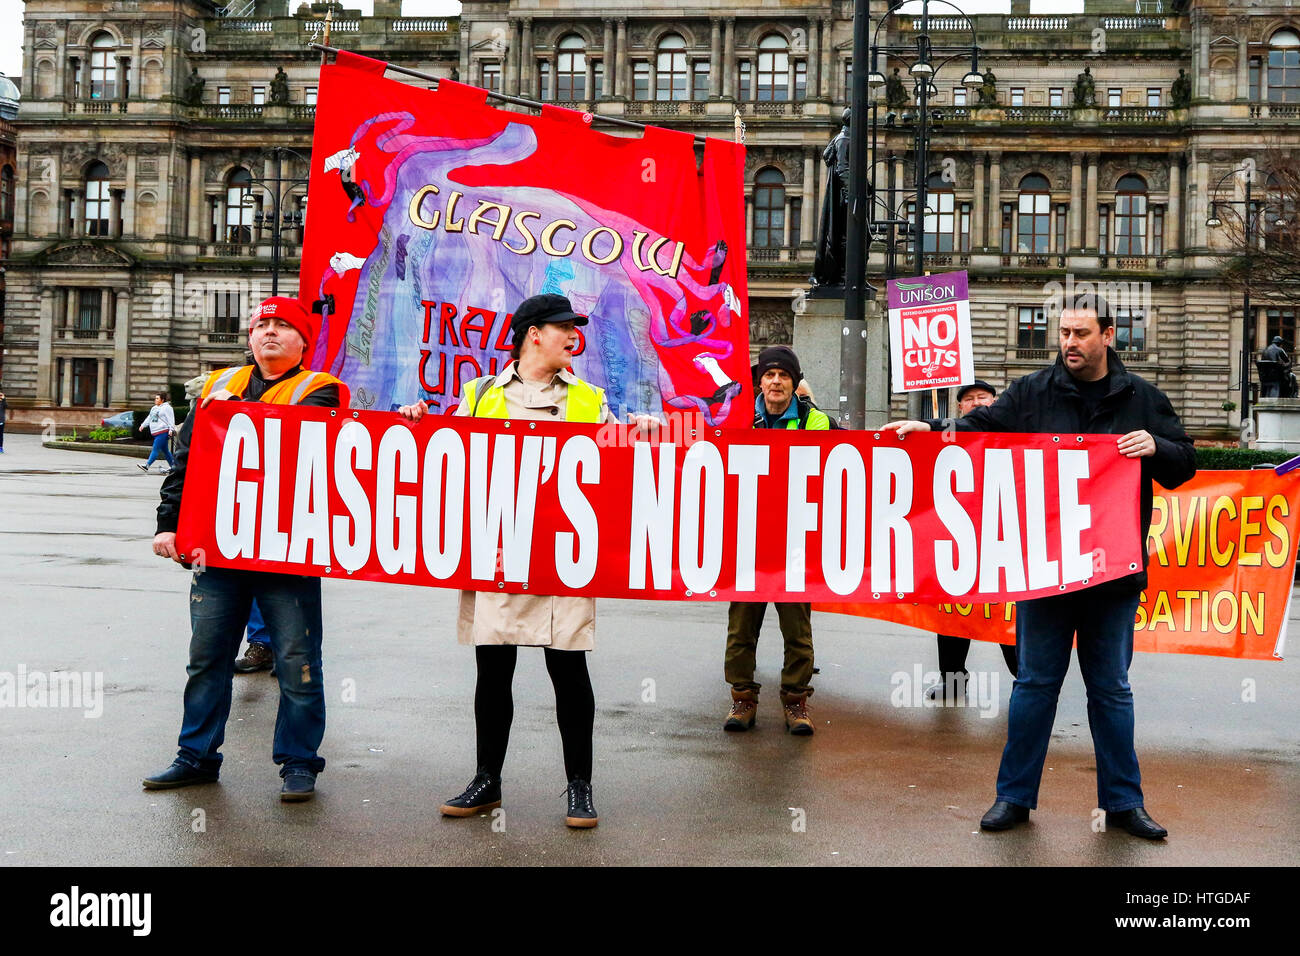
2;0;1298;439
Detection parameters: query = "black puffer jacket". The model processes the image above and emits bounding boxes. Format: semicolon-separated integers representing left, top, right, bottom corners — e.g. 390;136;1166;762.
927;348;1196;590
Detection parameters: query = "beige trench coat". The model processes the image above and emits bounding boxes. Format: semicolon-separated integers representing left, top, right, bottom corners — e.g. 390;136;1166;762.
455;363;614;651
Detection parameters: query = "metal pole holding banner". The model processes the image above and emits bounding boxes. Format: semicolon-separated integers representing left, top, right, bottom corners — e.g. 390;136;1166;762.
840;0;874;430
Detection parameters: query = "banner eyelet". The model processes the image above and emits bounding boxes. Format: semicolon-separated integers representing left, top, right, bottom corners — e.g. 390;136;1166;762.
522;583;529;590
1059;584;1067;590
352;411;359;419
872;592;880;600
329;410;337;417
1129;562;1138;571
1082;578;1090;585
1075;436;1083;443
685;590;694;597
709;590;717;597
503;421;512;428
1052;435;1060;442
528;422;536;429
497;582;505;589
873;433;881;440
325;567;332;574
897;592;904;599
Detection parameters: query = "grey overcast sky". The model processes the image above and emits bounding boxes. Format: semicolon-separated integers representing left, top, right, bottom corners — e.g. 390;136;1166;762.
0;1;1090;89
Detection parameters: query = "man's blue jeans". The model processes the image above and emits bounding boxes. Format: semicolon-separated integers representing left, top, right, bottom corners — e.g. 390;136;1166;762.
995;587;1144;813
246;598;269;647
175;566;326;776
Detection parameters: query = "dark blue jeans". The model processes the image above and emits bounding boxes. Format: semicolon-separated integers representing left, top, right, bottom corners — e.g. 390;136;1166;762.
995;587;1144;813
175;567;326;776
246;598;269;647
144;432;175;469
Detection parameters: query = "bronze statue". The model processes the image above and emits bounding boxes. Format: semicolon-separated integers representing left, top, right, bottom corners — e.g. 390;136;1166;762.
182;67;205;106
1170;68;1190;108
1073;66;1097;107
812;108;851;291
976;68;997;106
884;68;908;109
270;67;290;105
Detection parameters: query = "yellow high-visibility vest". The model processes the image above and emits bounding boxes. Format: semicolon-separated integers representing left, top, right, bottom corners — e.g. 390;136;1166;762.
462;371;604;423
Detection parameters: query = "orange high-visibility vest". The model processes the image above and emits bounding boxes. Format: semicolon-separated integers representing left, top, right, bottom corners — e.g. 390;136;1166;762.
199;365;350;407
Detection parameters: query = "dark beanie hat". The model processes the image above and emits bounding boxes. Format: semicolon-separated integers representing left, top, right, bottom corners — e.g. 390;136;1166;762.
753;345;802;385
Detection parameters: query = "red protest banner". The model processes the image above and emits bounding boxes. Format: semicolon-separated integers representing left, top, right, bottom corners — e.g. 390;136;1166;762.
817;470;1299;660
299;55;751;427
176;403;1142;604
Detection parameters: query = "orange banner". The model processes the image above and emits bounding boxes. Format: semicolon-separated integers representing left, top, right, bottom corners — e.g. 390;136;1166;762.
818;469;1298;661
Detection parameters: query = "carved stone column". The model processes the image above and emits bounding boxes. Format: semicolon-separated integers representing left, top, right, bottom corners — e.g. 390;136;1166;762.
112;289;131;404
1085;152;1100;250
1069;151;1083;248
1167;157;1182;254
987;150;1002;248
723;19;735;98
971;152;985;248
710;19;722;98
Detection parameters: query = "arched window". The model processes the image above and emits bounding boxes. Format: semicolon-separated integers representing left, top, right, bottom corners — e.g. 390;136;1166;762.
1017;173;1051;254
89;33;116;100
557;34;586;101
656;34;688;101
1114;173;1148;255
84;161;110;236
1269;28;1300;103
752;167;786;248
225;167;253;243
0;165;13;221
757;34;790;102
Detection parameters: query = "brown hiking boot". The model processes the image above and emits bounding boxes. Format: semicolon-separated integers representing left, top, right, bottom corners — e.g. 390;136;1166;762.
781;692;814;736
723;688;757;731
233;642;274;674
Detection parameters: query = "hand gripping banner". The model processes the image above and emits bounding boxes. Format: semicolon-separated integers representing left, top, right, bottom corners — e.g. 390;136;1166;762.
299;54;752;426
176;403;1143;604
819;468;1300;660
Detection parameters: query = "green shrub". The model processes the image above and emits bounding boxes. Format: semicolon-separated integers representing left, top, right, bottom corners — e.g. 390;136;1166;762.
88;426;130;442
1195;447;1296;470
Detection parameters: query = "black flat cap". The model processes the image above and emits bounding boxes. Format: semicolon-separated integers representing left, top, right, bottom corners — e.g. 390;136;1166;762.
510;293;589;337
956;380;997;401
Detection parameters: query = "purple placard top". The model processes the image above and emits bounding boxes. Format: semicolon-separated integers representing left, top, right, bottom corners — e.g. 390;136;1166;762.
886;270;970;311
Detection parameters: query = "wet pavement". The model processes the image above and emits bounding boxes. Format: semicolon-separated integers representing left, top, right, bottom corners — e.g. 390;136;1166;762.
1;432;1296;866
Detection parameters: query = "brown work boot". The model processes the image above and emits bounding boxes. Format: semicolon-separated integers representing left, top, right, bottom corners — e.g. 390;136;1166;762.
723;688;757;731
233;642;273;674
780;692;814;736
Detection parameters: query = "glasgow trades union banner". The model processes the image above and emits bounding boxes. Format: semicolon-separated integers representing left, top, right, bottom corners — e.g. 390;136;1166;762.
819;468;1300;660
176;403;1143;604
299;52;752;426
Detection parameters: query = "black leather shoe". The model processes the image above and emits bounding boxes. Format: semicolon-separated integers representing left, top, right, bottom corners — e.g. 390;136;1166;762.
280;770;316;802
565;778;599;829
980;800;1030;831
440;770;502;817
1106;807;1168;840
142;761;218;790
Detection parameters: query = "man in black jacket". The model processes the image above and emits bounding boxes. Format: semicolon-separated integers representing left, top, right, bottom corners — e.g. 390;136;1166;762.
886;293;1196;839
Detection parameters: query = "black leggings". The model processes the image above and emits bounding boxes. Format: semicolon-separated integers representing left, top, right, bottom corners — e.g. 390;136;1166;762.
474;645;594;781
937;634;1018;677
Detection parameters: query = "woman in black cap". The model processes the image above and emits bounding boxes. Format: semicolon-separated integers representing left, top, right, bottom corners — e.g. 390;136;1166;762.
398;293;650;828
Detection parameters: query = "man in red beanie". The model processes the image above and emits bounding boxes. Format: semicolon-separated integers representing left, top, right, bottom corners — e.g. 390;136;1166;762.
143;296;349;802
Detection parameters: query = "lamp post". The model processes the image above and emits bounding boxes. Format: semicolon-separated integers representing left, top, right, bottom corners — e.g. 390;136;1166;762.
859;0;983;421
243;146;311;296
1206;165;1289;442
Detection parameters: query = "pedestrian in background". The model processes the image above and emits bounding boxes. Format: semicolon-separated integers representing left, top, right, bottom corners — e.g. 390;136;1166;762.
137;392;176;474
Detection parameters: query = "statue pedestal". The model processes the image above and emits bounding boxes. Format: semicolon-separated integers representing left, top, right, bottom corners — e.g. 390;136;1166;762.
793;293;889;425
1072;107;1101;124
1254;399;1300;453
264;104;292;123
